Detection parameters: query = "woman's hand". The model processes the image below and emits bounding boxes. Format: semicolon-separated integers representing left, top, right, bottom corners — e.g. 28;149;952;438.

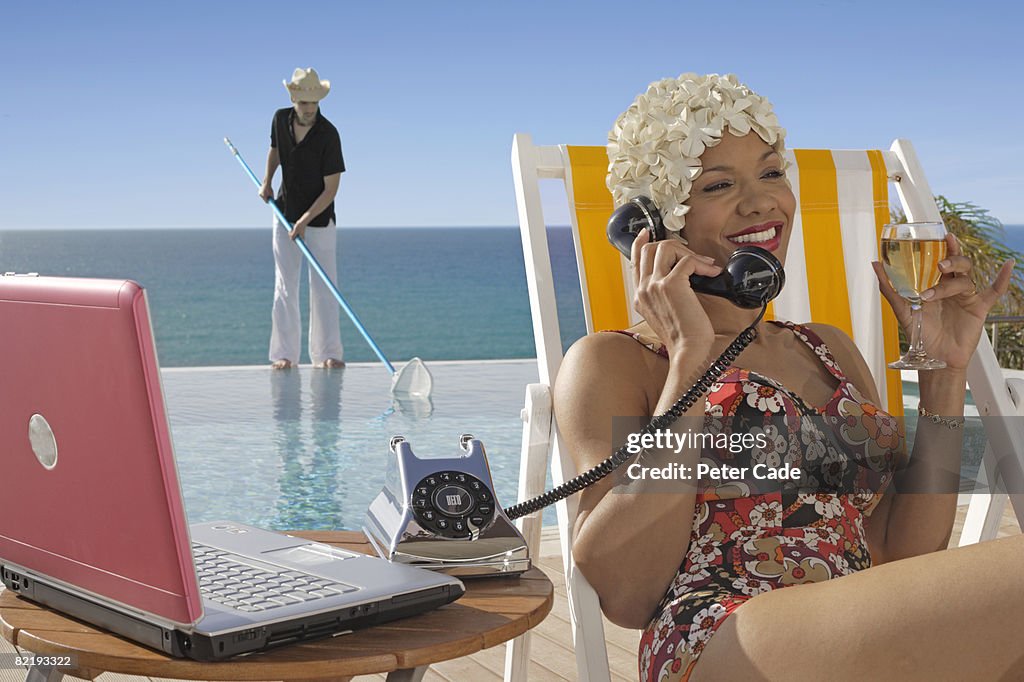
872;233;1015;370
631;230;722;360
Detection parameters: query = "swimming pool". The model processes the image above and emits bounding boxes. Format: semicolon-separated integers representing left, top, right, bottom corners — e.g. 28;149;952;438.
162;361;542;531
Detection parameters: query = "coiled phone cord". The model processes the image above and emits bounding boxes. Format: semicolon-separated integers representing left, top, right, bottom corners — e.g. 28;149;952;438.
503;306;766;522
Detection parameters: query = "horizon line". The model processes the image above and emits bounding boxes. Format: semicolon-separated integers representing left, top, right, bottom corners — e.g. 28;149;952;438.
2;223;1024;231
0;224;577;232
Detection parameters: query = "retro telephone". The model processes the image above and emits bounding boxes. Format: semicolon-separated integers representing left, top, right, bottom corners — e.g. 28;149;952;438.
364;195;785;576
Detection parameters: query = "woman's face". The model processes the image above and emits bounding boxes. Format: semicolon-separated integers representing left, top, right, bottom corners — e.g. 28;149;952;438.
681;131;795;267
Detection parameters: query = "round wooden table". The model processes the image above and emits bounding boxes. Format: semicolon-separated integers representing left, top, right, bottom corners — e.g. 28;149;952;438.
0;531;553;681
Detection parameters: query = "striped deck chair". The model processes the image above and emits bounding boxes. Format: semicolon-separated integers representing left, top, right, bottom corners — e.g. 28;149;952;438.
504;133;1024;681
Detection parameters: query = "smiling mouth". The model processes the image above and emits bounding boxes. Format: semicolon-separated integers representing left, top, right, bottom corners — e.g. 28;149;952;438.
728;226;778;245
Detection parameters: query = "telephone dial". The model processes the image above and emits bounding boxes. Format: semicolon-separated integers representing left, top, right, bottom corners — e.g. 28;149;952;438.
365;195;785;576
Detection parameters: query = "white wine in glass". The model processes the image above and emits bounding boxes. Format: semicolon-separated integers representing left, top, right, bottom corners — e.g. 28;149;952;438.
881;222;948;369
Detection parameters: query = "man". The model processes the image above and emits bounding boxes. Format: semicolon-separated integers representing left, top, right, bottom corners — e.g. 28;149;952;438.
259;67;345;369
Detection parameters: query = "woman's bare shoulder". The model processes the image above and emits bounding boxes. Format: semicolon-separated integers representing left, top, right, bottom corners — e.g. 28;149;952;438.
802;322;853;348
803;322;882;404
560;331;645;378
556;331;657;410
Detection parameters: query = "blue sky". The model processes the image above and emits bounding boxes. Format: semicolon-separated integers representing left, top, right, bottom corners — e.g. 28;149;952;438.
2;0;1021;229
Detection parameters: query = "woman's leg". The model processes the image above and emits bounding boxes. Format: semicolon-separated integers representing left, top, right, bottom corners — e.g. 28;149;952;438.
692;533;1024;681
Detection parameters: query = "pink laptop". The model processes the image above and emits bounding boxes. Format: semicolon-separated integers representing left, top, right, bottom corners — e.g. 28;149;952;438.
0;274;462;660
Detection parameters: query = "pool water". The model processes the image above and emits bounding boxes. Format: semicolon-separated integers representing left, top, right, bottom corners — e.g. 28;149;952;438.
162;361;542;531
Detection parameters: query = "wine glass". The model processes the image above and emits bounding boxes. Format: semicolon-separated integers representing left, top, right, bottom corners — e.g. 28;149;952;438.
880;222;948;370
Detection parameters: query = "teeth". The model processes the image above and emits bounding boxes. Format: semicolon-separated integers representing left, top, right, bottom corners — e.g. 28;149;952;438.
731;226;777;244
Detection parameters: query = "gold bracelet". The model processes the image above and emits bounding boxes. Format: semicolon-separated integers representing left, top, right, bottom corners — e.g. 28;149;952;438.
917;405;965;429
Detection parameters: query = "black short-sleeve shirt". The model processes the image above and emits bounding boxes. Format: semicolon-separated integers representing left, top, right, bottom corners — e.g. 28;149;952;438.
270;107;345;226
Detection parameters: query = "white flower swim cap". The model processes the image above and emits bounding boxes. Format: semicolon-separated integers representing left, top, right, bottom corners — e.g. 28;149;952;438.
606;73;787;237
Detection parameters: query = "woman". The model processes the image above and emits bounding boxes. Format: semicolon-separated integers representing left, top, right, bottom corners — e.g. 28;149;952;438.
555;73;1023;681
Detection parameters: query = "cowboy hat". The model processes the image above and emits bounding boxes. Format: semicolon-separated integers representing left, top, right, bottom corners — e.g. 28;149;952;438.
283;67;330;102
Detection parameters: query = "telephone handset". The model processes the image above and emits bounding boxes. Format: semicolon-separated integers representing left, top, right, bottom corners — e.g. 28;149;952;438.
606;195;786;308
364;195;785;576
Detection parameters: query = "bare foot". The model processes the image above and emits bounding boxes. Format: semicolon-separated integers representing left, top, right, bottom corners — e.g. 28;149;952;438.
318;358;345;369
271;359;294;370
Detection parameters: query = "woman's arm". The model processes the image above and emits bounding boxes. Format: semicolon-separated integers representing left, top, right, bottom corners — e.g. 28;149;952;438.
823;233;1015;557
560;230;723;627
556;332;712;628
861;236;1015;561
880;368;968;556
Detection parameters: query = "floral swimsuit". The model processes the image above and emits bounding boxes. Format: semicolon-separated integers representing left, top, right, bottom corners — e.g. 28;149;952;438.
615;321;901;681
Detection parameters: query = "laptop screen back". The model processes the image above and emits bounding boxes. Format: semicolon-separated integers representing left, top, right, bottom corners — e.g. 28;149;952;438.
0;276;202;625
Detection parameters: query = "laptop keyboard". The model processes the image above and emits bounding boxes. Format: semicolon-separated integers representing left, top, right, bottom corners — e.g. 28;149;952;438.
192;543;357;613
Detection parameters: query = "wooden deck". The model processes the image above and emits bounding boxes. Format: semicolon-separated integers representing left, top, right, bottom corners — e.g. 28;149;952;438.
1;503;1019;682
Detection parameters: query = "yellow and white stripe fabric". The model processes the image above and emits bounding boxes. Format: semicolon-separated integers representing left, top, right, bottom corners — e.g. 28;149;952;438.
563;145;903;415
564;146;633;334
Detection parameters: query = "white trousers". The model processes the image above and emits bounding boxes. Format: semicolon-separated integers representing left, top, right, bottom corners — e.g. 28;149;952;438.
269;217;344;364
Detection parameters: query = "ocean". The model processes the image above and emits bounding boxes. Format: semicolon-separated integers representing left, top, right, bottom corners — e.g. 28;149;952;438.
2;224;1022;367
0;227;587;366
